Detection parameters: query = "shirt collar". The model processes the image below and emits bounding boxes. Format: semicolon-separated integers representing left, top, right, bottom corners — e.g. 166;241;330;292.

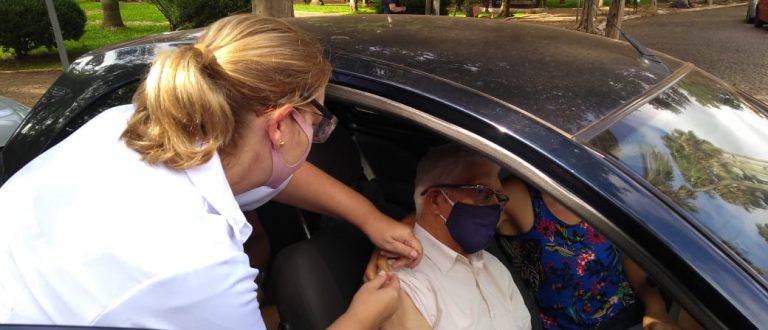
185;152;252;244
414;223;485;274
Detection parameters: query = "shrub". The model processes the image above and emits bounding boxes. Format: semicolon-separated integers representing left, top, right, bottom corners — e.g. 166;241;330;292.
375;0;450;14
0;0;86;56
149;0;251;31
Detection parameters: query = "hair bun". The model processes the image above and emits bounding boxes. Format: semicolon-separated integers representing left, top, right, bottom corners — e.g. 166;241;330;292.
193;44;218;67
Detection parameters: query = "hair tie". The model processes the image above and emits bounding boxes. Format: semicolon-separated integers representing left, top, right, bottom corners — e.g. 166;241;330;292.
193;44;218;67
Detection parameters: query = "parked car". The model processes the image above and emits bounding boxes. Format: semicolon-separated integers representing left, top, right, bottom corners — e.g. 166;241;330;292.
0;96;29;151
748;0;758;23
1;15;767;329
756;0;768;27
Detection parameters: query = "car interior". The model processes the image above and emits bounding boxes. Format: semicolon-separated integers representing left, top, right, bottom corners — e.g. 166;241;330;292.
245;97;700;330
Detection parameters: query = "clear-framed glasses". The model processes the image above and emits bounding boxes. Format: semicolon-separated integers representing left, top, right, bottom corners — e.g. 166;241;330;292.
298;99;338;143
420;184;509;206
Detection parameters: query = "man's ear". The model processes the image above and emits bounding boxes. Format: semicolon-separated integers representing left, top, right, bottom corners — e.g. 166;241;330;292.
265;104;295;146
425;190;444;216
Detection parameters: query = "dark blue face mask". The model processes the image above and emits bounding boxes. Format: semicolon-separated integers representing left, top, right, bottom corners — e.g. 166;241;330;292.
439;190;501;254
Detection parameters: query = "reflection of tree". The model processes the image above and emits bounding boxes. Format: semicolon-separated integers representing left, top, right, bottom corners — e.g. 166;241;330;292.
759;223;768;245
663;129;768;212
722;240;766;276
647;72;744;114
640;146;697;211
677;78;742;111
648;85;688;114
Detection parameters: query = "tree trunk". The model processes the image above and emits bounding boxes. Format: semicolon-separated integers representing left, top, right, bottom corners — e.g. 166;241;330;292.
252;0;294;17
650;0;657;11
425;0;432;14
310;0;325;5
605;0;625;39
577;0;597;34
433;0;441;14
349;0;358;12
597;0;604;8
101;0;125;29
499;0;511;17
707;0;713;5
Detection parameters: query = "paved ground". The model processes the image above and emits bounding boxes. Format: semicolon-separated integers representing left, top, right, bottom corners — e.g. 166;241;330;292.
622;5;768;103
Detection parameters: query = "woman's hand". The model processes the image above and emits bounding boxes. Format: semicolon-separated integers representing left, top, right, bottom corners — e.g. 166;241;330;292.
364;248;393;282
361;215;422;271
329;271;401;330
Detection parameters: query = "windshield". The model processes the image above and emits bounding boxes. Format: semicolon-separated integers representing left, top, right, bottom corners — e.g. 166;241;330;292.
587;70;768;280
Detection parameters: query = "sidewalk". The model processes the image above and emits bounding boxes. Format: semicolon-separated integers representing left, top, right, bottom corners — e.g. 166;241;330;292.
508;1;746;30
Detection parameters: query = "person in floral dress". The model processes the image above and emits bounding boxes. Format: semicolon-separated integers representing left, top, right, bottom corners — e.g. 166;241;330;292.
498;176;679;330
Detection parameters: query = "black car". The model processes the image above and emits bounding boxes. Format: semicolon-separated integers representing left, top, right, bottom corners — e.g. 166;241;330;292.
1;15;767;330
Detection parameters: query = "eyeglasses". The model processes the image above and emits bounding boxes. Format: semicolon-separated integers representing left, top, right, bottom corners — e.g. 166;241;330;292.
298;99;338;144
420;184;509;206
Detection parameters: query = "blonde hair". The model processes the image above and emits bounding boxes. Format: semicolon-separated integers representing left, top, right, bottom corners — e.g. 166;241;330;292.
122;15;332;170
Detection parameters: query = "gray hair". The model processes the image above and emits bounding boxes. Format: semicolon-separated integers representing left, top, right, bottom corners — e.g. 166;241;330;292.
413;144;500;215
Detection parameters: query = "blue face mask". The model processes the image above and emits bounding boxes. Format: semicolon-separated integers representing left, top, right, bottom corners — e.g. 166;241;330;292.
439;190;501;254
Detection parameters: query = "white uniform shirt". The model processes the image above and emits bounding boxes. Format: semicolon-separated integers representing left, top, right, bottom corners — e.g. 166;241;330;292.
0;105;288;329
394;224;532;330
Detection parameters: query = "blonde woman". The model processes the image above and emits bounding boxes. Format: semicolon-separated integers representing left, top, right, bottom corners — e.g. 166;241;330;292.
0;15;419;329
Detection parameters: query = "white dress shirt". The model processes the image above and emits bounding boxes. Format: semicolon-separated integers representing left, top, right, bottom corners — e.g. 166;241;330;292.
0;104;288;329
394;224;531;330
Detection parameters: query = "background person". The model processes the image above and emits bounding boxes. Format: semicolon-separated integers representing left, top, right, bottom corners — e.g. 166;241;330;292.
0;15;419;330
383;0;407;14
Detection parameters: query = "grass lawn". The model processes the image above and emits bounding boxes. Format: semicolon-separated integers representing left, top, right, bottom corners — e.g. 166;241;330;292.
295;3;379;14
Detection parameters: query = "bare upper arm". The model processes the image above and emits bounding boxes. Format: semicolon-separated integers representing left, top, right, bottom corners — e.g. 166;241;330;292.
381;289;432;330
498;176;534;236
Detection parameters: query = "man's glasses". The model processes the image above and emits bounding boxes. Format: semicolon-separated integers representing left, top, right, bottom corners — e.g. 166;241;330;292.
420;184;509;206
299;99;338;144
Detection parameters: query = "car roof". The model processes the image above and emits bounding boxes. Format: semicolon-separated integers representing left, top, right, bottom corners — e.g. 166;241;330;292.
289;15;686;135
98;15;687;136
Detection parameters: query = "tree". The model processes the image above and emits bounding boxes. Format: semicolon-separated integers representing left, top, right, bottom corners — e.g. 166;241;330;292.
0;0;86;56
499;0;511;17
252;0;294;17
150;0;251;30
576;0;598;34
349;0;358;12
101;0;125;29
604;0;625;39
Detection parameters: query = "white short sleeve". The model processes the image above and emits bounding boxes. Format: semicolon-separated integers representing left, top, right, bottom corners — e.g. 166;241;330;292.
396;269;438;327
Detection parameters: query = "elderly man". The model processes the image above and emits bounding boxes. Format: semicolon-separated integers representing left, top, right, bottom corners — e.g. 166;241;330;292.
381;144;531;330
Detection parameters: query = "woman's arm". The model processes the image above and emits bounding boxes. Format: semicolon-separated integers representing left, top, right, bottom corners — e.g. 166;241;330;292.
622;256;680;330
329;271;401;330
274;163;422;267
498;176;535;236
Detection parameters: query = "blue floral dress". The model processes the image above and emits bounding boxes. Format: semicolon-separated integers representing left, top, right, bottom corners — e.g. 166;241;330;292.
500;187;636;329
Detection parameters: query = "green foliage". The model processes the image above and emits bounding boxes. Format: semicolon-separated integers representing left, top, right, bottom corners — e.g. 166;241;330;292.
148;0;251;30
0;0;86;56
295;4;351;12
374;0;450;15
